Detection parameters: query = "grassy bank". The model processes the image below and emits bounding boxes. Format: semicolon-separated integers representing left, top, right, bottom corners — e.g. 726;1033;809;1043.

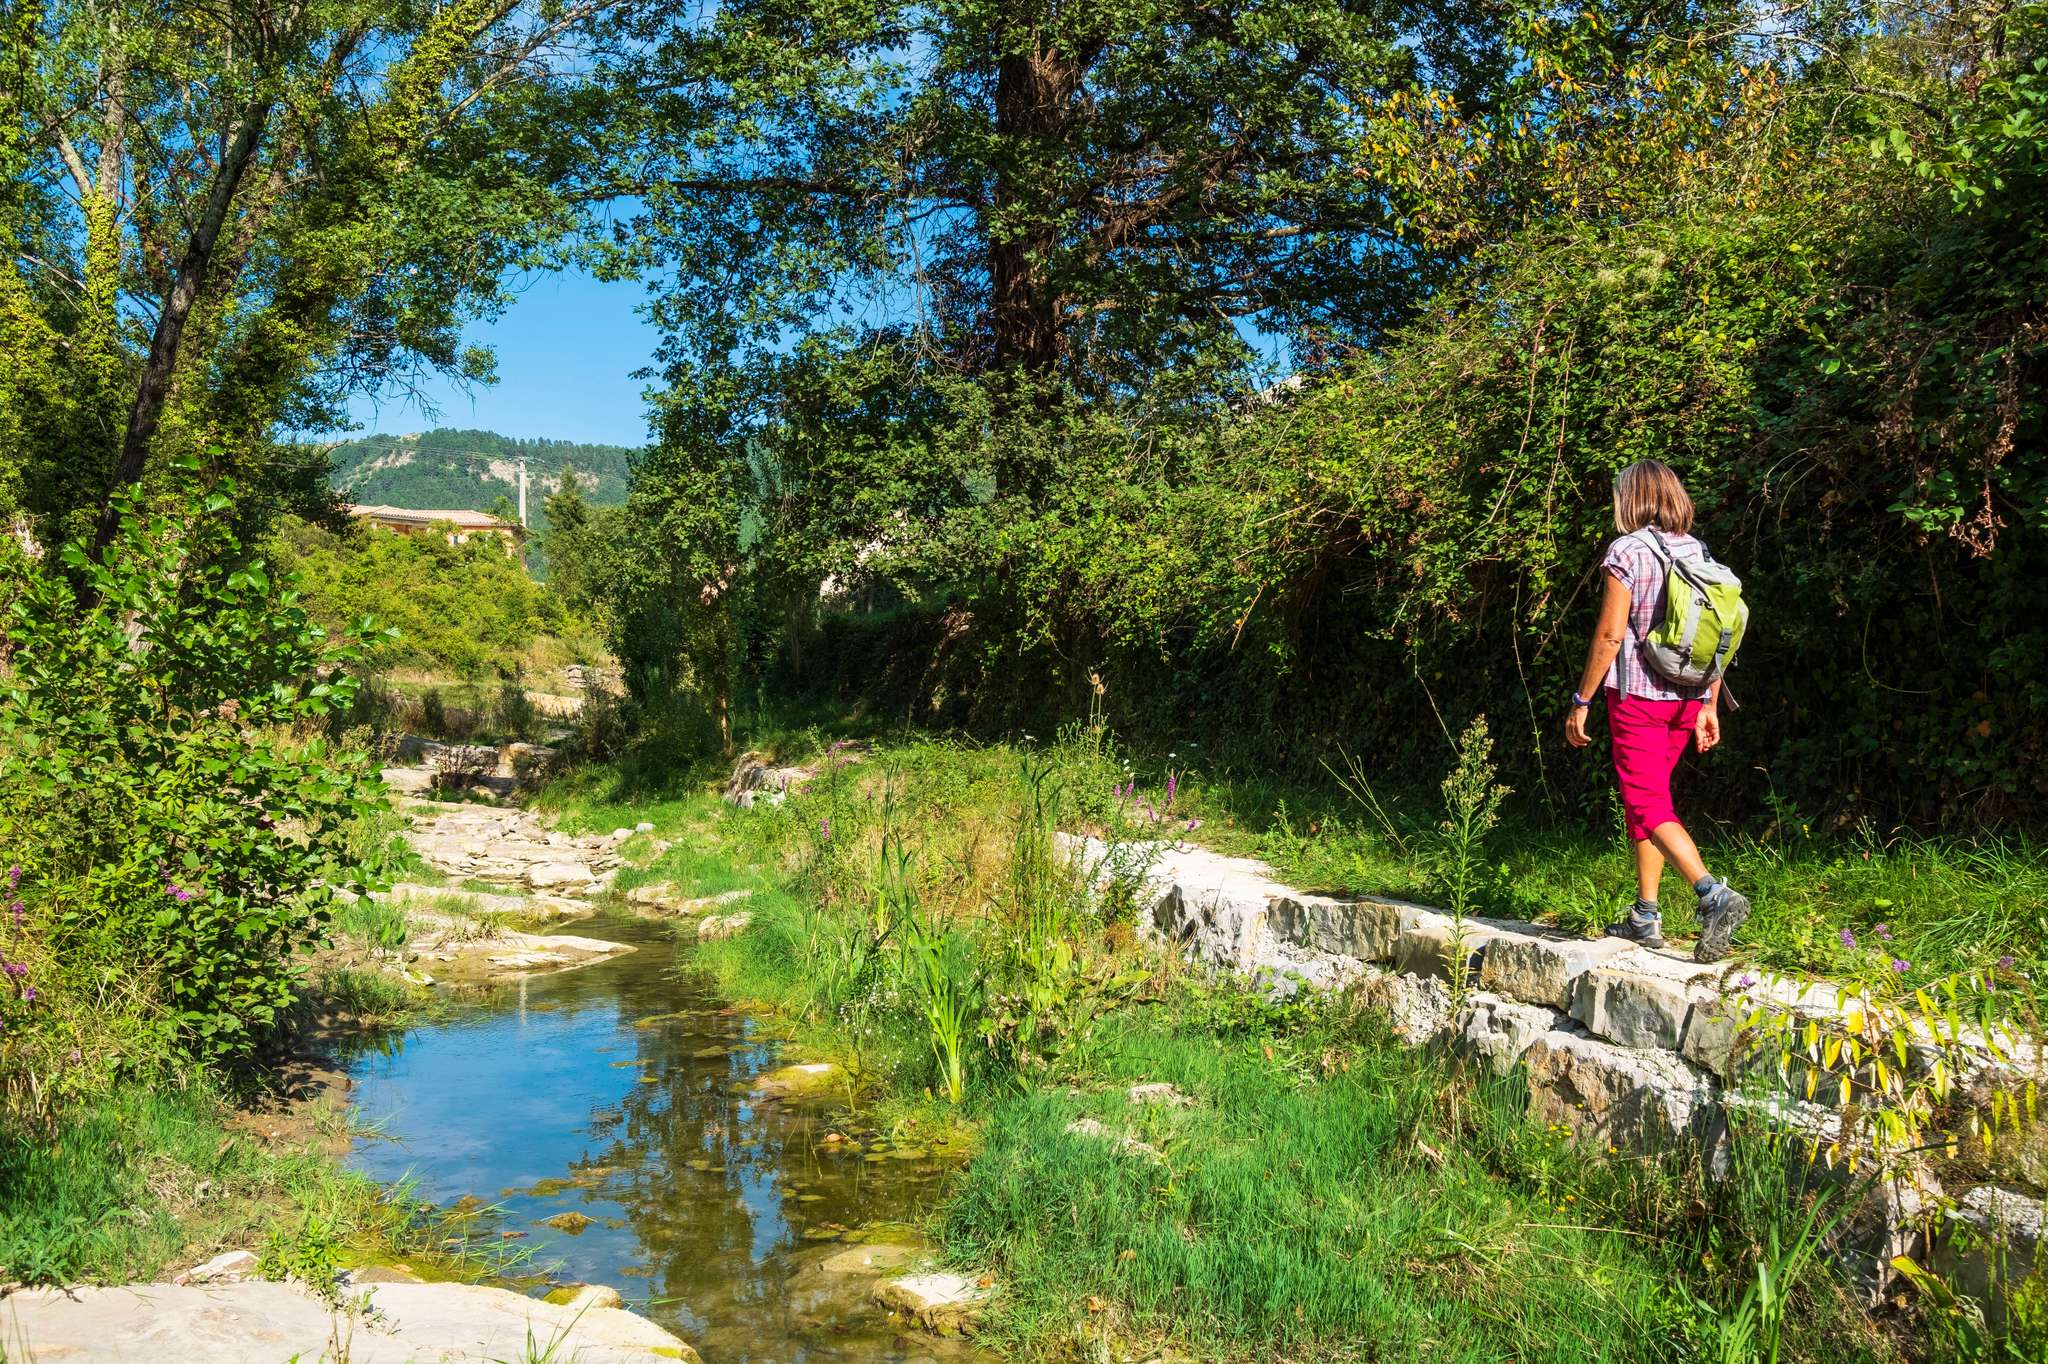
538;720;2037;1362
0;1079;418;1287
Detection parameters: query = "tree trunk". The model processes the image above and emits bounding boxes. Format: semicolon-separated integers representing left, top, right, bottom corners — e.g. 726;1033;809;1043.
989;37;1078;378
91;98;274;552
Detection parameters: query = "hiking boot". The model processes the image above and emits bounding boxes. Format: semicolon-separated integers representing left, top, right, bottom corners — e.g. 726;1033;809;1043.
1694;882;1752;963
1604;915;1667;951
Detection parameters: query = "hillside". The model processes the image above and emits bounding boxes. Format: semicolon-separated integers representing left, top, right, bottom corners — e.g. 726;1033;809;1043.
324;429;634;527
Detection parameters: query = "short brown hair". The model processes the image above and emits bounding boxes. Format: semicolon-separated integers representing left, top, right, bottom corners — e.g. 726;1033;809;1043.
1612;459;1695;535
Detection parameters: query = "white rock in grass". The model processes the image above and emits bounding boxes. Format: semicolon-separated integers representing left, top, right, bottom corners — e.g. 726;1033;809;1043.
1126;1082;1193;1107
526;861;595;889
874;1272;990;1335
698;912;753;940
177;1249;258;1285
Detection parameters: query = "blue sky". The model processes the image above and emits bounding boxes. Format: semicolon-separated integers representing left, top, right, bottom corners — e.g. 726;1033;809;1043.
338;268;661;448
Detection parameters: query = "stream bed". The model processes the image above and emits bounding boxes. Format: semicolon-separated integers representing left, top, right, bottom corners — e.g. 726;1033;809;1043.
344;914;995;1363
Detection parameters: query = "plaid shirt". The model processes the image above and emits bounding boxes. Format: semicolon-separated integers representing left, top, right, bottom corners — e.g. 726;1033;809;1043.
1602;530;1714;701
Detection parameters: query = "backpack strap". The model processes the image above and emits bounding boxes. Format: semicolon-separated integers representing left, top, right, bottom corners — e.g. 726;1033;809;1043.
1632;526;1673;569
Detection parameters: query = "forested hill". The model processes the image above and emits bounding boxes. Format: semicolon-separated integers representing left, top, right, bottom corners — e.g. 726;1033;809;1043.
324;429;635;513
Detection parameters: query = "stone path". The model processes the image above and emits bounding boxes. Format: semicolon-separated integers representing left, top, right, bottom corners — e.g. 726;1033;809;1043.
1061;834;2045;1294
1;1277;699;1362
399;799;631;894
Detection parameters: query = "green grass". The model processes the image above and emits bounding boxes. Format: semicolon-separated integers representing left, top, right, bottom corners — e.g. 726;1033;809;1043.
538;721;1953;1362
0;1083;427;1285
1235;789;2048;988
943;998;1898;1363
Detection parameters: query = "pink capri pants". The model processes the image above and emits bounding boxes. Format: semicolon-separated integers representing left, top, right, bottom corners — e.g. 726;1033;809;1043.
1607;688;1702;841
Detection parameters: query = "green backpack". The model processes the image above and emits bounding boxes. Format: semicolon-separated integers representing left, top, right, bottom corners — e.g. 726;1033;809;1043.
1633;529;1749;688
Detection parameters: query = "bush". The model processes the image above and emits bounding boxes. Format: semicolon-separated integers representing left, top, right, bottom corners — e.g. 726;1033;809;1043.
0;473;387;1113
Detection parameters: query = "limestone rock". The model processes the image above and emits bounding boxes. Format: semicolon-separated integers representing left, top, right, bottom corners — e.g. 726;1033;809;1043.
176;1248;258;1285
1394;913;1502;984
1932;1184;2045;1330
1266;895;1404;963
754;1061;844;1099
1523;1028;1716;1149
1354;967;1453;1045
543;1282;624;1311
874;1272;991;1335
726;756;816;807
698;911;753;940
0;1278;698;1364
1126;1081;1193;1107
380;765;437;795
819;1243;920;1275
1064;1117;1165;1163
1572;952;1723;1050
527;861;594;889
625;880;687;909
1454;995;1568;1076
1479;932;1636;1012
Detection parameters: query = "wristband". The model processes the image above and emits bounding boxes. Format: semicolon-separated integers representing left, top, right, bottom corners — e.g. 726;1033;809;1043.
1570;693;1593;709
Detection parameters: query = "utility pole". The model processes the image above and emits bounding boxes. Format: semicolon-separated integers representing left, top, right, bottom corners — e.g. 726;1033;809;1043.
517;460;529;528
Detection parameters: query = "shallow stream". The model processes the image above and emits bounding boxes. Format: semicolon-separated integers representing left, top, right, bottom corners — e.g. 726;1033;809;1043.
344;914;993;1363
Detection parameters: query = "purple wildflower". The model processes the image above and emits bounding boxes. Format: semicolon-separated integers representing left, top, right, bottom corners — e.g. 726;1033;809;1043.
1736;972;1757;989
1;961;23;978
1891;958;1910;974
21;986;34;1002
1873;922;1892;942
819;817;832;841
1838;927;1856;949
1166;773;1178;808
1998;955;2017;970
1186;817;1202;834
7;900;20;927
6;865;17;889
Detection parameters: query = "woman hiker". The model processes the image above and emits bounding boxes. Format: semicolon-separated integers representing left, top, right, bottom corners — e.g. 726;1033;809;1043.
1564;459;1751;963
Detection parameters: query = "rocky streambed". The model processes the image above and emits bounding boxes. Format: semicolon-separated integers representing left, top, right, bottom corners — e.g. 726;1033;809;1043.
342;911;993;1363
6;794;996;1363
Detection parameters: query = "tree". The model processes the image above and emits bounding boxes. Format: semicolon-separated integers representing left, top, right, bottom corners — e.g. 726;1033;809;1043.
1;0;625;551
541;464;598;607
601;402;747;756
546;465;591;539
602;0;1503;426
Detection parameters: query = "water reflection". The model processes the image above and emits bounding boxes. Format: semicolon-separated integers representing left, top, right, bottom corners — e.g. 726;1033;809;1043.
345;915;989;1363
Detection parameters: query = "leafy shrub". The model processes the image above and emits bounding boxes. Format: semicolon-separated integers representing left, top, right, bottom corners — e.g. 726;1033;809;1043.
0;473;387;1110
266;514;592;680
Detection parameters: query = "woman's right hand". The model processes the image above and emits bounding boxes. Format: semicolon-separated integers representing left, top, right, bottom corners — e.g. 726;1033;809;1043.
1564;706;1591;748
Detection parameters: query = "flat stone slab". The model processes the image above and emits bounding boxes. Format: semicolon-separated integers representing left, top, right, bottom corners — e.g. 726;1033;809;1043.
874;1272;990;1335
1523;1028;1716;1148
1479;931;1638;1011
1;1278;699;1363
1572;950;1726;1050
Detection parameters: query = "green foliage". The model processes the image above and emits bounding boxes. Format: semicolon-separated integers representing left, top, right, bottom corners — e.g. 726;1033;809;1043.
268;517;592;681
3;4;616;547
1434;717;1508;926
898;898;984;1107
612;0;2048;830
0;475;387;1094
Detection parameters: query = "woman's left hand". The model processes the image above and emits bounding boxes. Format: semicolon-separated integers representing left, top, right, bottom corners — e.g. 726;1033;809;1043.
1695;706;1721;753
1565;706;1591;748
